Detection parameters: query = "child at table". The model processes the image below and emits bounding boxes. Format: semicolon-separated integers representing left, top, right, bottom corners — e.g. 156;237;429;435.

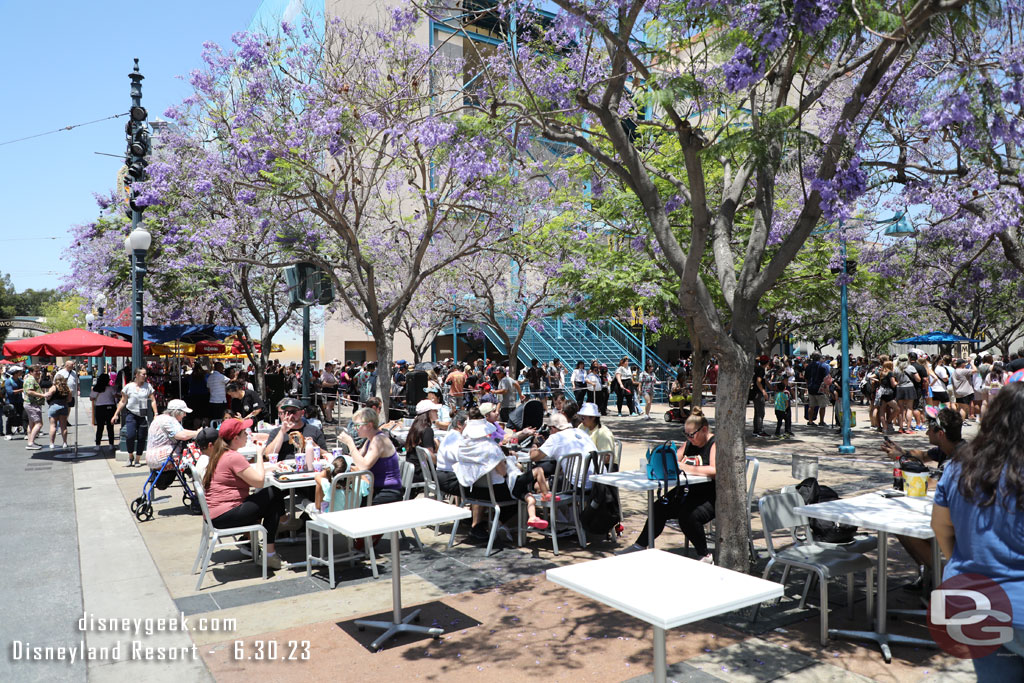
312;456;370;513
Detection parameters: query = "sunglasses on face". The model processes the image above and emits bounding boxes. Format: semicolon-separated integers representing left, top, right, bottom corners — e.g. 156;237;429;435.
352;421;369;427
684;429;701;439
282;408;302;415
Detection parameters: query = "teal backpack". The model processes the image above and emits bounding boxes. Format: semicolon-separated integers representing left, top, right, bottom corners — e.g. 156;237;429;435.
646;440;680;488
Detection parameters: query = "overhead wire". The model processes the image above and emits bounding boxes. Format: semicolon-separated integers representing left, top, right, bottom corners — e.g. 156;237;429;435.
0;112;128;148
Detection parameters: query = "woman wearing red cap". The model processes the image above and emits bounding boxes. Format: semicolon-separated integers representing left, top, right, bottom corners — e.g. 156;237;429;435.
201;418;286;569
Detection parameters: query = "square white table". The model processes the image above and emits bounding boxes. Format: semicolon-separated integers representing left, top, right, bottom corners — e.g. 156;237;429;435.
317;498;471;651
797;491;941;662
264;471;320;559
547;549;783;683
589;470;710;548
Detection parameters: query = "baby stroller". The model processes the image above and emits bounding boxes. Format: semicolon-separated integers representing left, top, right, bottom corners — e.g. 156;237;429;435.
507;399;546;444
131;447;201;521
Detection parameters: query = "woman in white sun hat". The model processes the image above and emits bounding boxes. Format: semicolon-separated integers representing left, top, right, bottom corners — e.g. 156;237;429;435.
145;399;200;470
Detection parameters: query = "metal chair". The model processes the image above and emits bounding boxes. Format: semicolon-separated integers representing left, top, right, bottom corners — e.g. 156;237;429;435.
188;465;267;591
398;458;423;551
753;491;875;645
447;462;518;557
305;470;378;586
520;453;588;555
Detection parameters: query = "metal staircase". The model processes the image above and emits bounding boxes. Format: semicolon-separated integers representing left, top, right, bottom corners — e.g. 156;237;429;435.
446;313;672;399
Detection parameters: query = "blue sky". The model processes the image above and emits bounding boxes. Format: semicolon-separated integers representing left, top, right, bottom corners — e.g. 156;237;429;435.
0;0;263;294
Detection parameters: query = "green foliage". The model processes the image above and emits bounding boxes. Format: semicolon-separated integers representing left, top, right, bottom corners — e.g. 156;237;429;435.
40;295;87;332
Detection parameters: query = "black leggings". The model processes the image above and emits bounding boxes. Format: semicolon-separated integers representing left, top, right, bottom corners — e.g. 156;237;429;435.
211;487;285;543
616;380;637;414
95;404;116;446
774;409;791;435
636;483;716;555
371;487;403;505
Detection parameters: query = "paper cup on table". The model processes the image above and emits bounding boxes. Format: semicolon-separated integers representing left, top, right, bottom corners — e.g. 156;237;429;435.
268;452;278;465
905;471;929;497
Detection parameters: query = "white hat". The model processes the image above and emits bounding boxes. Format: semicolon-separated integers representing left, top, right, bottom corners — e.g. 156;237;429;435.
463;419;496;439
416;399;444;415
547;413;571;431
578;402;600;418
478;402;497;417
9;366;24;373
167;399;193;413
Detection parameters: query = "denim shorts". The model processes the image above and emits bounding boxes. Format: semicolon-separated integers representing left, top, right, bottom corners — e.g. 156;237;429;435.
48;404;69;419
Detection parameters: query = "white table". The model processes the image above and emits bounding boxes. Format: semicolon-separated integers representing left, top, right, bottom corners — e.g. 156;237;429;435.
317;498;471;651
797;491;941;662
264;471;319;558
547;549;783;683
589;470;710;548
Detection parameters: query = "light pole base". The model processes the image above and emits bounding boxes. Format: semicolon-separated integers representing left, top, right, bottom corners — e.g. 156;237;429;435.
838;445;856;455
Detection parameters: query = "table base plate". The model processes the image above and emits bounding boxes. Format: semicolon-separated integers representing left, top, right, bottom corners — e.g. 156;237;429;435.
356;609;442;651
829;628;937;663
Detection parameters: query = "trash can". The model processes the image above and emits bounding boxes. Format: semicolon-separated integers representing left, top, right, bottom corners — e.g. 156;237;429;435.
79;375;93;397
792;454;819;479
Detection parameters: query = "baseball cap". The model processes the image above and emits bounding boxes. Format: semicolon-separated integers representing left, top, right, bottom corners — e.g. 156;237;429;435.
278;397;304;411
416;399;444;415
396;360;408;366
479;402;497;417
547;413;571;431
219;418;253;441
167;399;192;413
195;427;220;449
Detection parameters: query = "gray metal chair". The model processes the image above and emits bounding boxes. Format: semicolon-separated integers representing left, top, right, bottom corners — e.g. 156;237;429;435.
305;470;378;586
398;458;423;551
519;453;587;555
448;462;518;556
188;465;267;591
753;491;875;645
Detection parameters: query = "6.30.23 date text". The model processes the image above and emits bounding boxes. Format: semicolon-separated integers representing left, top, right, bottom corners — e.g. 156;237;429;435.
233;640;310;661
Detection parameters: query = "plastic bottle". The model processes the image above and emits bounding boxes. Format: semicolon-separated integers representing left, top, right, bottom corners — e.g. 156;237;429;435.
302;437;313;471
892;467;904;491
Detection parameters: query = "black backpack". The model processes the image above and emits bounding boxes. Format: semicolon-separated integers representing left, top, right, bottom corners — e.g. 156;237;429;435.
795;477;858;544
581;457;621;535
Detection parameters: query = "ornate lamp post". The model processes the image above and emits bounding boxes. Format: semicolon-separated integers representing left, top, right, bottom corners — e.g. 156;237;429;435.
125;228;151;373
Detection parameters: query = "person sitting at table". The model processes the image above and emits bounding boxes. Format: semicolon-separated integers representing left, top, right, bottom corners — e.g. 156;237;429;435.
619;414;717;563
192;426;220;479
578;402;615;454
455;408;545;541
425;387;451;429
435;411;468;496
528;412;596;488
312;455;371;514
226;381;265;422
931;381;1024;679
336;407;403;505
479;401;537;446
144;399;200;471
406;399;442;456
264;398;327;461
882;405;969;587
201;418;286;569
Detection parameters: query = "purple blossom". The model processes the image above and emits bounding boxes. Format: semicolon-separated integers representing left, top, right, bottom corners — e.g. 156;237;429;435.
723;45;762;92
793;0;840;35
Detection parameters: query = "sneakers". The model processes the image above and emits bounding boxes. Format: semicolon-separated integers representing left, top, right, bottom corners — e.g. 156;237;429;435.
25;444;41;450
49;443;56;450
699;553;714;564
784;432;795;438
615;543;646;555
264;552;282;570
238;544;253;558
497;525;514;545
4;435;12;441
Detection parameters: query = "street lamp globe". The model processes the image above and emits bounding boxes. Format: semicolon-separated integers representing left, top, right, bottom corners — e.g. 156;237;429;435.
128;228;152;252
85;313;96;329
124;236;133;256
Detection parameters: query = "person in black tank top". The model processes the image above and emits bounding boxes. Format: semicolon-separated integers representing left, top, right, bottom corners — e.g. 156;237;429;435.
625;414;718;561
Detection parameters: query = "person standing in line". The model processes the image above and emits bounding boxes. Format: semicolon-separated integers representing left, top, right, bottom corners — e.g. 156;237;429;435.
206;362;228;421
597;364;611;416
112;368;159;467
773;374;794;438
4;367;25;439
55;360;79;409
950;358;976;424
639;362;657;420
571;361;588;407
613;357;638;416
320;361;339;423
751;355;770;437
90;372;117;449
493;367;518;423
931;382;1024;680
547;358;565;408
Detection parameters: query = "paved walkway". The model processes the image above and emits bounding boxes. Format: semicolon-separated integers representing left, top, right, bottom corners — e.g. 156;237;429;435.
1;402;979;682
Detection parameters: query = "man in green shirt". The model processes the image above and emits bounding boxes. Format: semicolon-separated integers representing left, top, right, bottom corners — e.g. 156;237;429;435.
22;365;46;450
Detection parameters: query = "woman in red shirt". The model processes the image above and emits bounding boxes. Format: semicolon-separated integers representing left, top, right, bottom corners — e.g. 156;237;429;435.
201;418;285;568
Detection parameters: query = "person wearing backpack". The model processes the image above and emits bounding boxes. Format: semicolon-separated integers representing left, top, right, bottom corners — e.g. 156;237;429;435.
618;414;717;562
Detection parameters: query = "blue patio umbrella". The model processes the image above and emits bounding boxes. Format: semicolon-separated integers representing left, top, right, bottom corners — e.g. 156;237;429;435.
894;331;983;344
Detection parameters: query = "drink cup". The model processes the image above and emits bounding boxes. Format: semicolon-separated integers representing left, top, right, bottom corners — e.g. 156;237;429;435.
904;471;929;497
268;452;278;465
313;459;323;472
295;453;306;471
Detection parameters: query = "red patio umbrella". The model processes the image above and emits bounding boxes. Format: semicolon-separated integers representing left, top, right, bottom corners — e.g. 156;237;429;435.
2;328;132;357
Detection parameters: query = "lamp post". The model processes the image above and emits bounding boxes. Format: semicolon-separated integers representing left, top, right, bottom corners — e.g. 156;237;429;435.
125;228;151;374
95;293;108;374
837;222;854;455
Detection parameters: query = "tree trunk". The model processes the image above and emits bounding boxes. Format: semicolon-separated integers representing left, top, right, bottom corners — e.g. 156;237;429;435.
709;344;755;571
375;328;393;417
688;318;708;412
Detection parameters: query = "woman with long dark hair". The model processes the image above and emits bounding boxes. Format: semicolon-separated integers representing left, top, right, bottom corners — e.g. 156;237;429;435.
90;372;117;448
932;381;1024;679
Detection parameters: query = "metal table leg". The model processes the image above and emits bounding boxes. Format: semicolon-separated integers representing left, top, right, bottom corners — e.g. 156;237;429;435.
652;625;667;683
648;490;656;549
354;531;443;651
827;530;937;662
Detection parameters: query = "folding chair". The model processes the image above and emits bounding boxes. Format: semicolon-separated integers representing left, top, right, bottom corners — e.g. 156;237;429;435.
188;465;267;591
305;470;378;586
